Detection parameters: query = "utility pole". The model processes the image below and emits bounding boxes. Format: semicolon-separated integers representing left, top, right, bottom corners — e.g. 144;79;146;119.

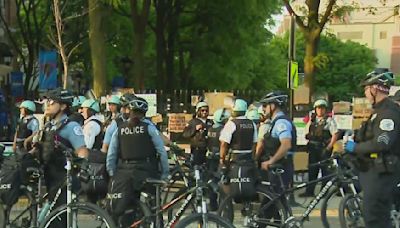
287;14;296;119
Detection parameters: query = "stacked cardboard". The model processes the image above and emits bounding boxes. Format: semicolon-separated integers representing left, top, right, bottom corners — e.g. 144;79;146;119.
332;101;351;114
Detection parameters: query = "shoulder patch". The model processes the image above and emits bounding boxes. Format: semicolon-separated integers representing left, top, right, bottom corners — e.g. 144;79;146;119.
379;119;395;131
276;122;288;132
73;126;84;136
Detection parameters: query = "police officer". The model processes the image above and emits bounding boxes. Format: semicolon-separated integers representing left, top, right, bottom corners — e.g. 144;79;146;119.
220;99;257;166
108;95;121;120
106;96;169;226
246;108;261;127
206;108;230;211
69;95;86;125
255;91;296;192
81;99;103;150
344;70;400;228
13;100;39;156
183;101;213;165
299;99;338;197
34;89;88;226
101;93;133;153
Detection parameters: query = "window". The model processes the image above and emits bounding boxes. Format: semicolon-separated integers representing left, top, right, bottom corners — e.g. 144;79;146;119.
380;31;387;39
337;31;363;40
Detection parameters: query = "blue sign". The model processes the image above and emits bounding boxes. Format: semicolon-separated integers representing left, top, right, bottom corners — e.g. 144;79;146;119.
39;50;58;90
10;71;24;97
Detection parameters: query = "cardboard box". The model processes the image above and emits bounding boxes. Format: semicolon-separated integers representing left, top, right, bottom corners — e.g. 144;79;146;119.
294;85;310;105
204;92;234;114
352;97;372;118
293;152;308;171
332;101;351;114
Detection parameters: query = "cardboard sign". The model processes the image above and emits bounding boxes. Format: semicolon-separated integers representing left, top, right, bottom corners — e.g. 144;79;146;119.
204;92;234;114
293;117;307;146
168;113;193;133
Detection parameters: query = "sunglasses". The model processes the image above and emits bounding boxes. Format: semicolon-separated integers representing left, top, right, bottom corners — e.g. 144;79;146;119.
45;99;57;105
200;109;209;113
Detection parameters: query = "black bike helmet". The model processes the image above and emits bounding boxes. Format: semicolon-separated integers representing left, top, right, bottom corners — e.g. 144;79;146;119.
43;88;74;105
128;97;148;113
259;91;288;106
120;93;138;107
360;71;394;88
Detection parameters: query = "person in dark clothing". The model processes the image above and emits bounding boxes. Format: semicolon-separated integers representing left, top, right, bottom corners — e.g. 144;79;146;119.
345;70;400;228
299;99;339;197
206;108;230;211
106;96;169;227
183;101;213;165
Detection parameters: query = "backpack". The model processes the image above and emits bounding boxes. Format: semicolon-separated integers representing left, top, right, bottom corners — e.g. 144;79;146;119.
0;156;21;206
81;150;108;200
228;161;258;203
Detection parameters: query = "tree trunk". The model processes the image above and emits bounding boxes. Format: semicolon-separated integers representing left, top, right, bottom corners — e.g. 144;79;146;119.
88;0;107;97
130;0;151;90
155;0;166;90
303;32;320;96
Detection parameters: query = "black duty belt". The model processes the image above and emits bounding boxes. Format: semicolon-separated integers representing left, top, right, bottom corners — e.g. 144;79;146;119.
120;157;155;164
230;153;253;162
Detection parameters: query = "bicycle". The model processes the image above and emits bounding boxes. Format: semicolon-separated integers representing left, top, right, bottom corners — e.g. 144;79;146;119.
126;165;233;228
37;144;115;228
218;154;356;227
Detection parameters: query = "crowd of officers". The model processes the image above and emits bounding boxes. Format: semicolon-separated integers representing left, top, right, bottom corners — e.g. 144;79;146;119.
7;69;400;227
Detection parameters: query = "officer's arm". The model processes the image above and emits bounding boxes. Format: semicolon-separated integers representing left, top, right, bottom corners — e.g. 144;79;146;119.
106;131;119;177
255;140;264;161
182;119;197;138
355;112;400;155
218;121;234;164
148;125;169;179
83;121;101;149
220;141;229;164
101;120;117;153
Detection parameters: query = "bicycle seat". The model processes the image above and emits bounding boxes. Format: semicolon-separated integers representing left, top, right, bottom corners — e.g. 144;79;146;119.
145;178;167;186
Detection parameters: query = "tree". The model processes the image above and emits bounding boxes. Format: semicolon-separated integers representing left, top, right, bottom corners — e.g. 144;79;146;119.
283;0;356;96
267;32;377;101
88;0;108;96
0;0;52;95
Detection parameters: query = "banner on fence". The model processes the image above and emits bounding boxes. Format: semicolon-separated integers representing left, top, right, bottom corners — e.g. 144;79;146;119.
168;113;193;133
39;50;58;90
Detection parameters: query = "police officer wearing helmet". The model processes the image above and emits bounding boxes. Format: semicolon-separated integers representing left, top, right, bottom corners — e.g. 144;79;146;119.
344;70;400;228
106;96;169;226
183;101;213;165
101;93;134;153
255;91;296;192
69;95;86;126
246;109;261;127
13;100;39;155
299;99;338;197
206;108;230;211
220;99;257;163
81;99;103;150
108;95;121;119
33;89;88;225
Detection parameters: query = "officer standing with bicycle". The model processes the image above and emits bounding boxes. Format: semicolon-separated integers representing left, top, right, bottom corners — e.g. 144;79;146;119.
344;70;400;228
106;96;169;227
299;99;338;197
183;101;213;165
255;91;296;193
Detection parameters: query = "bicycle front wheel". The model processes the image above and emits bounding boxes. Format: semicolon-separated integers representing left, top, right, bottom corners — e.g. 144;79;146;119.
339;194;364;228
321;186;341;228
39;202;115;228
175;213;234;228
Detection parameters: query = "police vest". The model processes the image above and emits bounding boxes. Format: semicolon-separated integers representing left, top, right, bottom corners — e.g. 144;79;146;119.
308;116;331;143
207;125;223;153
39;119;73;164
263;115;297;161
117;121;157;161
86;119;103;150
69;112;84;126
16;116;36;141
230;119;254;151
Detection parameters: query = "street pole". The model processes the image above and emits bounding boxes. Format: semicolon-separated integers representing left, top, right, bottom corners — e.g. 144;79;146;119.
287;14;296;119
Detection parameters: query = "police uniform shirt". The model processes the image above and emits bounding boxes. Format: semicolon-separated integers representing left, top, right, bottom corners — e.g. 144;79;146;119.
83;114;102;149
269;111;294;155
103;114;128;145
106;118;169;178
305;115;338;137
49;114;86;150
257;120;272;141
219;116;258;144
